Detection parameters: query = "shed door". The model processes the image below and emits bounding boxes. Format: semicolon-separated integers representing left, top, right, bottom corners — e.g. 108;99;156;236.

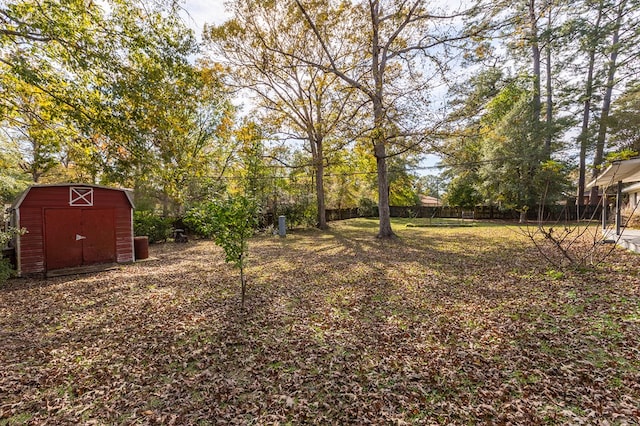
45;209;83;270
82;209;116;264
45;209;116;270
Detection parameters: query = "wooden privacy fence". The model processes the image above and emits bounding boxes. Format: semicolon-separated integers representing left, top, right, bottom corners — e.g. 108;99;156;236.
250;204;604;228
324;204;603;222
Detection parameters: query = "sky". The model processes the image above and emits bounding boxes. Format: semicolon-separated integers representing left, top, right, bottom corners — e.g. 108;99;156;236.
181;0;230;40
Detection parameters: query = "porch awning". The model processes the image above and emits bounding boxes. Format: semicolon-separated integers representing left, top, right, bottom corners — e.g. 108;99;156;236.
586;158;640;189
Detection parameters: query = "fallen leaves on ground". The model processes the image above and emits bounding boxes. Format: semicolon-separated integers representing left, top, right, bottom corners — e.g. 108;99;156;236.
1;219;639;424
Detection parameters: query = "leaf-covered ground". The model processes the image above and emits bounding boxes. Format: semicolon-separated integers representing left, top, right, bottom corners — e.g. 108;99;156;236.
1;219;639;425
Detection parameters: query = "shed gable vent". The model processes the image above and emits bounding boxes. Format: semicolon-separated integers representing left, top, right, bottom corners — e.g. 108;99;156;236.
69;187;94;206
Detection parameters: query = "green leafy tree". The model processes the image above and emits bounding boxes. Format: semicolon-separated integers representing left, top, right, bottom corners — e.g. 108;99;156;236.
556;0;640;206
234;121;272;207
1;0;234;214
388;155;421;207
443;63;570;220
286;0;485;238
589;0;640;202
0;136;30;205
573;0;607;210
608;85;640;152
231;120;294;224
480;85;542;217
184;196;258;308
205;1;358;229
2;82;68;182
415;174;446;200
445;173;483;210
479;83;571;221
1;0;132;184
86;7;232;214
440;68;503;209
324;143;376;210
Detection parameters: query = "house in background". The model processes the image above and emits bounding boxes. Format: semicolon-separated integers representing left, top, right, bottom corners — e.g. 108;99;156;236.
10;184;135;277
587;157;640;233
419;195;442;207
587;158;640;253
623;181;640;213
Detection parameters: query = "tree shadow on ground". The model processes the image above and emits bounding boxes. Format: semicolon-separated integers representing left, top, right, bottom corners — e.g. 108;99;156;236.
1;224;639;424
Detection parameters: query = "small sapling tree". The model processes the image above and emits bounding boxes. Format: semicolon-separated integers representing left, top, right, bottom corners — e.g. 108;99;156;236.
185;196;258;307
520;160;619;270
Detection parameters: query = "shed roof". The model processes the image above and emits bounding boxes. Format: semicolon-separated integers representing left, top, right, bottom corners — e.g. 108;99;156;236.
12;183;135;209
586;158;640;189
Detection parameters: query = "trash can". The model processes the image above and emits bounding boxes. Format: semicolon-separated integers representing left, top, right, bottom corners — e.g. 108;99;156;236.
134;236;149;260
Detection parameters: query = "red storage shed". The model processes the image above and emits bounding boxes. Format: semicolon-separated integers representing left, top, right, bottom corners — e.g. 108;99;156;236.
10;184;135;277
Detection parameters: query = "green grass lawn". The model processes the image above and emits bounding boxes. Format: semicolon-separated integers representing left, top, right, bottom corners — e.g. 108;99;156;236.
1;219;639;424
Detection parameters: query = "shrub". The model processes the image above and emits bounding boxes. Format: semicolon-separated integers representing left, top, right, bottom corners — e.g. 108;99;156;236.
133;210;172;243
276;202;317;228
0;227;23;285
183;203;217;238
0;258;14;284
358;197;378;217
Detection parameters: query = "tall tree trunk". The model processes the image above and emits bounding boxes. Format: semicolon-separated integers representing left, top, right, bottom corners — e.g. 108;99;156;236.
577;1;603;213
589;0;625;205
162;193;169;217
314;138;327;229
309;90;328;230
577;54;596;211
544;5;553;158
371;0;394;238
375;137;394;238
529;0;542;123
372;94;394;237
